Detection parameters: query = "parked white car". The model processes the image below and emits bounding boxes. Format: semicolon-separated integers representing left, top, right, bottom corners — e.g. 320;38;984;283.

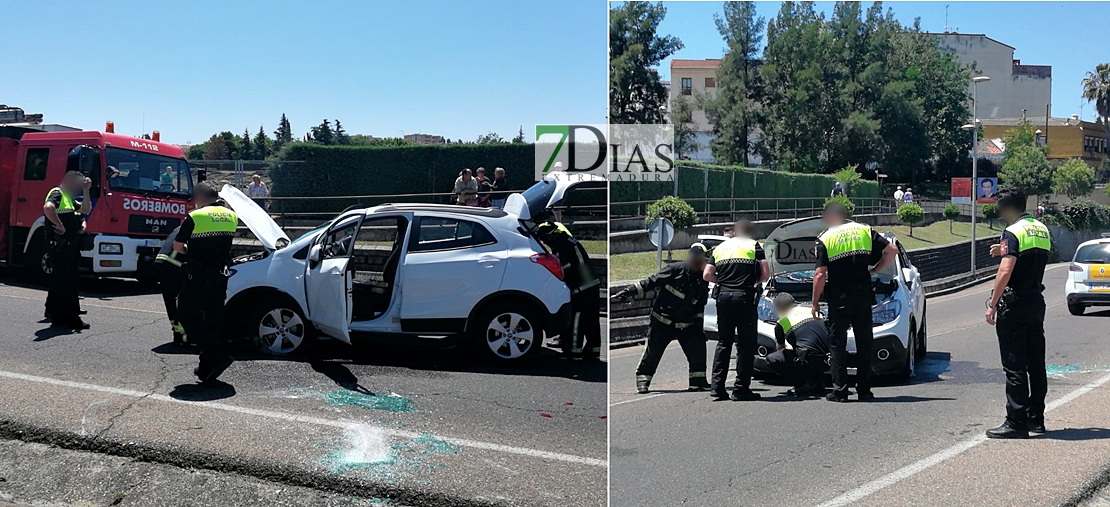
1064;236;1110;315
702;217;927;380
218;175;604;362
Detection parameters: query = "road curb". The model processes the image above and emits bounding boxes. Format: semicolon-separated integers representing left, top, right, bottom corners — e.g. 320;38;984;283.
0;419;505;507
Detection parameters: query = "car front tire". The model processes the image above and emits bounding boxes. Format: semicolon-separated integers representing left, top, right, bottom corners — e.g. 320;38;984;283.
896;326;916;383
250;298;312;355
915;306;927;362
1068;303;1085;316
473;304;541;362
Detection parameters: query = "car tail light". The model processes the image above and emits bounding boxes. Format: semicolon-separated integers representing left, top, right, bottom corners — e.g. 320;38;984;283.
1071;263;1085;272
530;253;564;281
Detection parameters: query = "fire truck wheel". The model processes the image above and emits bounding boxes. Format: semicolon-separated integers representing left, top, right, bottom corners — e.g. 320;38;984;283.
25;237;52;284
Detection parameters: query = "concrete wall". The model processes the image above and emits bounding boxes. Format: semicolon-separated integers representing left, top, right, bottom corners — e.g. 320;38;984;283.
933;33;1051;119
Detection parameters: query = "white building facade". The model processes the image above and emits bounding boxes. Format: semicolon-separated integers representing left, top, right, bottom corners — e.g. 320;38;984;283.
930;33;1052;119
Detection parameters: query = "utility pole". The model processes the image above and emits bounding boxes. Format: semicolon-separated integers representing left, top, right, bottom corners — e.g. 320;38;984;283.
963;75;991;275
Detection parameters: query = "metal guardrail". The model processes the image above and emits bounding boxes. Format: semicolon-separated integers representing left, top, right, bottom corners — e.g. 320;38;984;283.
611;197;986;222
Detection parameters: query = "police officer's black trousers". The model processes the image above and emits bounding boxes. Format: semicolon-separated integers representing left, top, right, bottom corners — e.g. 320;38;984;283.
635;319;706;382
996;297;1047;426
178;270;232;374
766;349;826;392
829;302;874;394
564;286;602;356
45;239;81;324
711;293;758;392
156;262;185;337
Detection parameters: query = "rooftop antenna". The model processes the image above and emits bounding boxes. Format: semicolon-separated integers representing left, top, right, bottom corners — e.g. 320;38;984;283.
944;5;949;32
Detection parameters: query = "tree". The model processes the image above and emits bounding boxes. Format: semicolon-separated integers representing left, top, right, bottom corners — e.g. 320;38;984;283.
203;134;229;160
252;125;272;160
186;143;206;160
512;126;526;144
475;132;504;144
645;196;698;228
824;195;855;218
1002;120;1042;153
1000;145;1053;200
310;119;334;145
609;1;683;124
334;120;350;145
898;203;925;236
273;114;293;151
1053;159;1096;200
239;129;252;160
943;203;960;234
705;1;764;166
833;165;862;197
670;94;700;160
982;203;999;230
1082;63;1110;162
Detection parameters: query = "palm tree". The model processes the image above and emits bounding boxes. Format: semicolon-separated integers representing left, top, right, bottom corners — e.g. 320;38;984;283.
1082;63;1110;160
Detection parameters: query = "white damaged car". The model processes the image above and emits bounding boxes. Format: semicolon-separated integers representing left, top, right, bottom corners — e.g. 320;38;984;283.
217;175;604;362
704;217;927;380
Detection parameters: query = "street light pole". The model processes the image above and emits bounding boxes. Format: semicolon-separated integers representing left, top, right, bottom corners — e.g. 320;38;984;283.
967;76;991;275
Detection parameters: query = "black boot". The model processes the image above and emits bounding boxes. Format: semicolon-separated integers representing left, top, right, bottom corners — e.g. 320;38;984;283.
730;388;761;401
825;391;849;403
688;377;711;392
986;421;1029;439
857;389;875;401
1027;418;1046;435
636;380;651;394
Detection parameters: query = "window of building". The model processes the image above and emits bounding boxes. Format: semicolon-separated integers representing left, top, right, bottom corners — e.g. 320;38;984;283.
23;148;49;181
705;77;715;88
680;77;692;95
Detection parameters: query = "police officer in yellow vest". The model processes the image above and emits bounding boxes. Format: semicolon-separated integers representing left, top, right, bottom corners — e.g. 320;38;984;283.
174;184;238;383
984;188;1051;439
765;293;831;398
43;170;92;330
813;202;897;402
155;226;188;345
704;219;769;401
613;243;711;394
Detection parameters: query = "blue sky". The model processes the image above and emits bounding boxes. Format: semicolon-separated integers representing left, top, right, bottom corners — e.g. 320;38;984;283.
3;0;606;145
654;1;1109;121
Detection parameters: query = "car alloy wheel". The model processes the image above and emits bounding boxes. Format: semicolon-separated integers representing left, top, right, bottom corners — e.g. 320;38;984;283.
485;312;535;360
39;249;53;277
258;307;306;354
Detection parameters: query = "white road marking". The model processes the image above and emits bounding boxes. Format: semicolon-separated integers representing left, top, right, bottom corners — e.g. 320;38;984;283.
0;293;165;315
0;370;607;467
814;370;1110;507
610;394;664;406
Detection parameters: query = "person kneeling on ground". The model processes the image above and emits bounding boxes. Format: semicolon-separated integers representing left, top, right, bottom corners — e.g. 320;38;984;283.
765;293;831;399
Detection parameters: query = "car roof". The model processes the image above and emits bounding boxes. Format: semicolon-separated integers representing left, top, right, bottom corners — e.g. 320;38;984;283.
364;203;510;218
1077;238;1110;249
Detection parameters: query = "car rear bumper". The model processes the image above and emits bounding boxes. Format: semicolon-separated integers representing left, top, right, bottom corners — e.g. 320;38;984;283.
1067;292;1110;306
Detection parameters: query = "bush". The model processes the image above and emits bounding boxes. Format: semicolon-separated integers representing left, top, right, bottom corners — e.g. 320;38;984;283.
982;203;999;230
1098;158;1110;183
1000;145;1053;198
1058;200;1110;231
898;203;925;236
269;143;538;213
833;165;861;196
1052;159;1096;200
943;203;960;233
824;195;855;218
645;196;698;229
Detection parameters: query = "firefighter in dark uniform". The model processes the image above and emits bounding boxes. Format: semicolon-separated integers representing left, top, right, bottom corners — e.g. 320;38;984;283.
704;219;769;401
613;243;711;394
764;293;830;398
43;170;92;330
812;202;897;402
174;184;238;383
535;219;602;360
155;226;188;345
984;188;1051;439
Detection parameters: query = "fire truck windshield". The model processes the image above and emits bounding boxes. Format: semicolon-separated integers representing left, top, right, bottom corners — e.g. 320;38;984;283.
106;147;193;198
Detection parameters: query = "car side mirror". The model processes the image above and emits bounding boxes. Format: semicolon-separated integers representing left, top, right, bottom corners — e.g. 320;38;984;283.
308;245;322;264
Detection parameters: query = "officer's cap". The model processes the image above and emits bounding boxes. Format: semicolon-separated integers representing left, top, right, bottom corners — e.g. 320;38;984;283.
688;243;708;259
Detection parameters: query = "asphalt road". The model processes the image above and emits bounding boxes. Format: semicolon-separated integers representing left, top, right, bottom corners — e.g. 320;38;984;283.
0;274;607;507
610;263;1110;507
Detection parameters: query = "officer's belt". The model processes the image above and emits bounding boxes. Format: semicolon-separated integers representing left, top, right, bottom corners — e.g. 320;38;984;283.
155;253;182;267
651;311;693;329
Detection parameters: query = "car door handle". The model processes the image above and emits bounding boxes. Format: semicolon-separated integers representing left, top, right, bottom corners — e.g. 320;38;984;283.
477;258;500;267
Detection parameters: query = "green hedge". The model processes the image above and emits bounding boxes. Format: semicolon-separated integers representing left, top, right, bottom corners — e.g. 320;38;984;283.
610;162;880;216
270;143;539;213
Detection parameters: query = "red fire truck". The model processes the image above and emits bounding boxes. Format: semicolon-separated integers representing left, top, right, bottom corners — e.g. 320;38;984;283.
0;123;198;281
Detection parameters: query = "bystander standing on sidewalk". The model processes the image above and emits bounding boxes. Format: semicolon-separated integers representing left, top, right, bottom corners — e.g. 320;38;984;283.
246;174;269;211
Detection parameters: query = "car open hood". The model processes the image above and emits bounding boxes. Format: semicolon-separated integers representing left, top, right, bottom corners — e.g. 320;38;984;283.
503;174;606;221
763;217;896;277
218;184;290;250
